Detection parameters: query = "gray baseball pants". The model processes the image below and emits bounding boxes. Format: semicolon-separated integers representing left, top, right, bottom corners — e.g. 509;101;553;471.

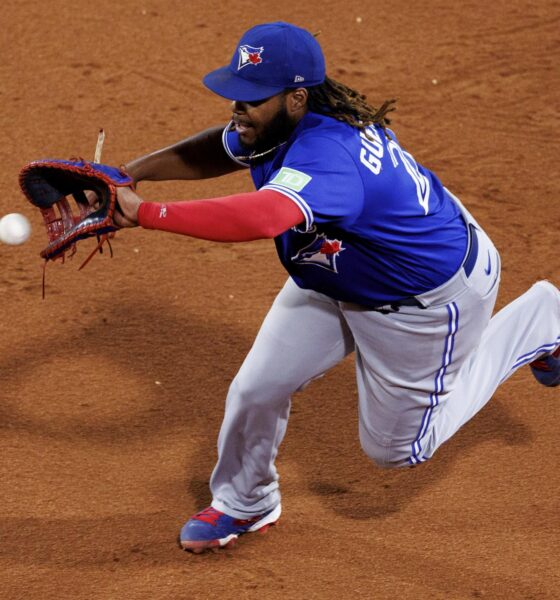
210;208;560;519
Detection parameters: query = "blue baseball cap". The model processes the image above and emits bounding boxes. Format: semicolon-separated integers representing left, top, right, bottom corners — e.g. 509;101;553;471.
203;22;326;102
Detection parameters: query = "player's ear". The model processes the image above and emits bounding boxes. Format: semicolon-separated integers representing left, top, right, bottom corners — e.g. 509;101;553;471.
286;88;308;114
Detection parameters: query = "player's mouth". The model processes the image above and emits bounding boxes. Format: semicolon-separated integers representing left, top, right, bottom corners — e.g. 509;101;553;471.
232;117;253;134
235;122;253;134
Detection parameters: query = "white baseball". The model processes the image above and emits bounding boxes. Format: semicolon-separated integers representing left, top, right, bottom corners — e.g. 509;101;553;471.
0;213;32;245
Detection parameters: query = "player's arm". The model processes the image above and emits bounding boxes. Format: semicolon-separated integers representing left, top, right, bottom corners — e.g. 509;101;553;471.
125;125;244;183
114;187;305;241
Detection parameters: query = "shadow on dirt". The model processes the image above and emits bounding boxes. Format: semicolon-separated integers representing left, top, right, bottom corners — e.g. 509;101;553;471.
0;290;535;565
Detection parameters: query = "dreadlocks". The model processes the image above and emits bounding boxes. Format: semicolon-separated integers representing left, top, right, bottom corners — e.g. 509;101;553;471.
306;76;396;137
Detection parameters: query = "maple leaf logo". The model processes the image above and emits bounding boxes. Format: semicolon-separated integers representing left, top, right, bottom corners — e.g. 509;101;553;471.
238;45;264;70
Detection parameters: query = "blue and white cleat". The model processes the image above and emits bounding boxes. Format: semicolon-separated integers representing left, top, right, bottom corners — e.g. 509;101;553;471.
529;346;560;387
179;504;281;553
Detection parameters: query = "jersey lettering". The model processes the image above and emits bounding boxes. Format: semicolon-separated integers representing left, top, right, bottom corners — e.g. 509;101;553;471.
359;127;384;175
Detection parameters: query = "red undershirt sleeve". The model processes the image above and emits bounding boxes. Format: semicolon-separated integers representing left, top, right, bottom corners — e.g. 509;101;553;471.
137;189;305;242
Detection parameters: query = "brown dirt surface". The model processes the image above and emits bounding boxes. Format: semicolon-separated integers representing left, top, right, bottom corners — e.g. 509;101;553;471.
1;1;559;599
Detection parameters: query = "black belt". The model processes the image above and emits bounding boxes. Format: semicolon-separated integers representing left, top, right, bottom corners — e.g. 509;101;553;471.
371;224;479;313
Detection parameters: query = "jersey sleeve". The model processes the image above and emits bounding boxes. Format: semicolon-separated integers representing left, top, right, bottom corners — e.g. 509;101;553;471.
260;135;364;231
222;122;251;168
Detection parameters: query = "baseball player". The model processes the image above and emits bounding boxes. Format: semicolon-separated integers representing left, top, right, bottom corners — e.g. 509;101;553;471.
113;22;560;553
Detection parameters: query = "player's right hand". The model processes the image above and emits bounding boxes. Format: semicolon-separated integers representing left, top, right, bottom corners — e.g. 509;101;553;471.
114;187;142;227
85;188;140;228
85;189;100;209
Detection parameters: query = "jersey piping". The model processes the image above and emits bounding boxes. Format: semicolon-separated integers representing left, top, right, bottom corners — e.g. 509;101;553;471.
222;122;251;167
259;183;314;231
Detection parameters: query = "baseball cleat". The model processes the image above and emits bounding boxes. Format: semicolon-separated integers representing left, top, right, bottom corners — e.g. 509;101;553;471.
529;346;560;387
178;504;281;553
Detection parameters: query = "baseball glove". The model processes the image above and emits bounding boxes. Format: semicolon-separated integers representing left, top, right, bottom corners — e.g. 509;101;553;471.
19;159;133;270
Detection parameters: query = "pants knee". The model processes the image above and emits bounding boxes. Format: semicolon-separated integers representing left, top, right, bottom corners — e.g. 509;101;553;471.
359;431;411;469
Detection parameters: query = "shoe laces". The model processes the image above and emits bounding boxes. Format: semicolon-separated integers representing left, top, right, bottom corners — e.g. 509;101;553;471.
193;507;223;526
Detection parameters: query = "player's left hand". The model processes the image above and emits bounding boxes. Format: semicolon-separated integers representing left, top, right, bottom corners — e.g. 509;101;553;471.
115;187;143;227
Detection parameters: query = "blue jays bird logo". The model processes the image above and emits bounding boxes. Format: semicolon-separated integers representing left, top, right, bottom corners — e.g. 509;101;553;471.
291;233;345;273
238;45;264;70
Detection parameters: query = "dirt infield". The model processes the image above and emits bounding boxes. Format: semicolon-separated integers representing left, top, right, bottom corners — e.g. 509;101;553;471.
1;1;558;598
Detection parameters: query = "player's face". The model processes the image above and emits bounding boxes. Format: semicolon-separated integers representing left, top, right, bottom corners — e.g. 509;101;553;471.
231;92;298;154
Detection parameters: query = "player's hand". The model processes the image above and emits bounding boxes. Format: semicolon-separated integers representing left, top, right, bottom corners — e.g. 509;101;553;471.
85;190;100;209
114;186;142;227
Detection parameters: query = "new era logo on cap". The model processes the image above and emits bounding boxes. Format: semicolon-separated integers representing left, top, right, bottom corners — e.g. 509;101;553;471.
238;45;264;70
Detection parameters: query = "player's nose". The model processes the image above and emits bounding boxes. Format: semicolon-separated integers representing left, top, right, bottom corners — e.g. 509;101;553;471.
231;100;248;114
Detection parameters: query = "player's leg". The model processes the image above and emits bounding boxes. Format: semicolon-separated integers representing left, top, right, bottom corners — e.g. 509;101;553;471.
411;192;560;459
180;279;353;550
342;280;498;468
419;279;560;459
181;277;353;551
343;224;558;468
340;222;501;467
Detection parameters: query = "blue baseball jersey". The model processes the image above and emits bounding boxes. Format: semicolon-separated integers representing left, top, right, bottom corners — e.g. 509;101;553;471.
223;111;468;307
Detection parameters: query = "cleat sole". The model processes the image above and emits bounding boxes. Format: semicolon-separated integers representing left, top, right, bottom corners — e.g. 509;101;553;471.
258;520;279;535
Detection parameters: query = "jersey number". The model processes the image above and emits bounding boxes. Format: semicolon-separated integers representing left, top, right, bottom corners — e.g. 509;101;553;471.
387;140;430;215
358;126;430;215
